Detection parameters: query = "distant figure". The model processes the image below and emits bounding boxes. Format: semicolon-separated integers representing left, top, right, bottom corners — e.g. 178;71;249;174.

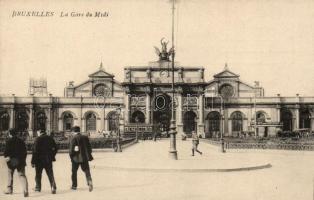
191;131;202;156
3;128;29;197
69;126;93;192
31;129;58;194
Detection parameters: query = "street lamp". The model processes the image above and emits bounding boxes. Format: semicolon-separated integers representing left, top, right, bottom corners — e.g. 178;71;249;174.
209;87;225;153
168;0;178;160
115;107;122;152
217;95;225;153
135;116;139;142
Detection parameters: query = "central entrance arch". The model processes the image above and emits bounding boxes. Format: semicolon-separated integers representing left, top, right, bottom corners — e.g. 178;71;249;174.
183;111;197;135
153;94;172;133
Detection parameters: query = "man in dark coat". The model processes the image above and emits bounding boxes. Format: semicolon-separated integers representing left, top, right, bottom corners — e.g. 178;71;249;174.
3;128;29;197
31;129;58;194
69;126;93;192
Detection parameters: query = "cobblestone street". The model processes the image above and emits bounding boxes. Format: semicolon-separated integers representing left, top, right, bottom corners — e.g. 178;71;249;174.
1;139;314;200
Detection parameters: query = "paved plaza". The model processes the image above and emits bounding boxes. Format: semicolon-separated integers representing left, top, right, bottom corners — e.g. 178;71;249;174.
1;139;314;200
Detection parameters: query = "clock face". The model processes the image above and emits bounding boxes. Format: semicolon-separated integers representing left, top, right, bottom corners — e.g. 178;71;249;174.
94;84;110;97
219;84;234;98
160;70;168;77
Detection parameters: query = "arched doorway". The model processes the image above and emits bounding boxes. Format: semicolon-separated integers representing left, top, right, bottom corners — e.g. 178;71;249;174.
300;110;311;129
15;110;29;132
35;112;46;132
206;111;220;138
183;111;197;134
0;111;10;132
63;112;74;131
231;111;244;136
281;110;293;131
108;111;119;131
131;111;145;123
86;112;97;132
256;111;267;137
153;94;172;133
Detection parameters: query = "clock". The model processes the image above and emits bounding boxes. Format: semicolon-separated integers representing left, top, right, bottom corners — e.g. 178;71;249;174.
160;70;168;77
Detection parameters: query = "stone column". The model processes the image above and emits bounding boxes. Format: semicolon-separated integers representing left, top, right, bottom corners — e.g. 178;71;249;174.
125;94;130;124
78;97;83;130
277;105;281;123
311;115;314;132
9;106;15;129
46;107;51;134
145;93;151;124
198;95;205;137
28;105;33;135
295;107;299;131
176;93;183;134
100;108;105;131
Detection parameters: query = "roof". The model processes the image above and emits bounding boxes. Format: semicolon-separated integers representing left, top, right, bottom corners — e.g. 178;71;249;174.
213;64;240;78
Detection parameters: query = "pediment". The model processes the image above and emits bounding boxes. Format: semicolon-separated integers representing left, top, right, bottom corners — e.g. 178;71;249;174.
214;69;239;78
89;69;114;78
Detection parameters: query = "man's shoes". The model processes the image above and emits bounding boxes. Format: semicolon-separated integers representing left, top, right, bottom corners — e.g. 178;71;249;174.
4;190;13;195
33;188;41;192
51;187;56;194
71;186;77;190
24;191;29;197
191;154;194;156
88;181;93;192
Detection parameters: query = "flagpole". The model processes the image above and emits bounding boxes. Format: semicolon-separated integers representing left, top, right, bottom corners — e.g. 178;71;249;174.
169;0;178;160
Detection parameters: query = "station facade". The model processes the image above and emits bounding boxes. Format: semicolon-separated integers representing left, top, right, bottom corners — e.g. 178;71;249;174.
0;46;314;138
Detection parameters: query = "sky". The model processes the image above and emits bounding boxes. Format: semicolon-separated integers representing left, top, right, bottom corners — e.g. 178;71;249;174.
0;0;313;97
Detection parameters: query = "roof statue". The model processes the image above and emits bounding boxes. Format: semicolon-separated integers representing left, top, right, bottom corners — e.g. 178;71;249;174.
154;38;174;61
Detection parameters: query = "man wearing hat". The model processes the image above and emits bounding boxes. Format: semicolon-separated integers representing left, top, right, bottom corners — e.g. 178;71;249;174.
69;126;93;192
31;129;58;194
3;128;29;197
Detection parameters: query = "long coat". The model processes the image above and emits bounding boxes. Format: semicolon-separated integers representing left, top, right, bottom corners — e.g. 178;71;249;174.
69;133;93;163
31;134;58;165
4;136;27;168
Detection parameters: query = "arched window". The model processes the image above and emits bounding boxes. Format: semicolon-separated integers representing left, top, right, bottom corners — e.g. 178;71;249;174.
183;111;197;134
131;111;145;123
281;110;292;131
63;113;74;131
231;111;243;132
15;110;29;132
86;113;97;132
0;112;10;131
256;112;266;124
207;112;220;132
108;112;119;131
35;112;46;131
300;110;311;129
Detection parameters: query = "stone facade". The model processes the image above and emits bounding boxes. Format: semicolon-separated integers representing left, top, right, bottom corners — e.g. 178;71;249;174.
0;60;313;138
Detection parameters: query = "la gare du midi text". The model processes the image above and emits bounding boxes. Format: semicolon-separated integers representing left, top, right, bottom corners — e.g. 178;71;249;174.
11;11;109;18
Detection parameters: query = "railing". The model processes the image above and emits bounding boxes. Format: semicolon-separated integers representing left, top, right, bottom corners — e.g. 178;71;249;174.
225;142;314;151
0;137;137;154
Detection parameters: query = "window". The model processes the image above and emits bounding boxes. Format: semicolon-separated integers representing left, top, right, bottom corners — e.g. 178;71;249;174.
0;112;10;131
86;113;96;131
94;84;110;97
231;111;243;132
63;113;73;131
207;112;220;132
219;84;234;98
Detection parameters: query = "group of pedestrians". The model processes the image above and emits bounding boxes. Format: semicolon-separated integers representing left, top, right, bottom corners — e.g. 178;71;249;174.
3;126;93;197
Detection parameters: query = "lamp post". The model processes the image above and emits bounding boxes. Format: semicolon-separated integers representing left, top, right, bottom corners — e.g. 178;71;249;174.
115;107;122;152
135;116;139;142
218;95;226;153
168;0;178;160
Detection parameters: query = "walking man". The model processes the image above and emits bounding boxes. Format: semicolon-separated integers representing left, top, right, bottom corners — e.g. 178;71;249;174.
31;129;58;194
191;131;202;156
69;126;93;192
3;128;29;197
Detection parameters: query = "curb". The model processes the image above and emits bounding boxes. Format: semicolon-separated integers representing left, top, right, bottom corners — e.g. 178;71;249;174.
95;163;272;173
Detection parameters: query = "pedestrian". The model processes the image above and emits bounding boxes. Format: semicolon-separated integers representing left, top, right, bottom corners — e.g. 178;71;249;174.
31;129;58;194
3;128;29;197
69;126;93;192
191;131;202;156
